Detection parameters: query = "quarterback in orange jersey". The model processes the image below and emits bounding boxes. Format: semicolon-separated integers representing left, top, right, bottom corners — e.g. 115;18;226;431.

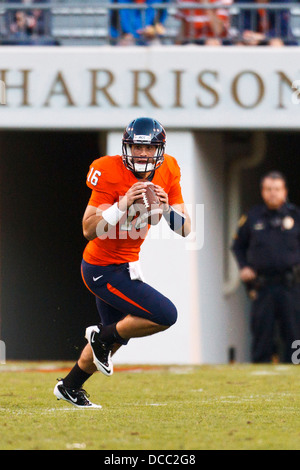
82;151;184;266
54;117;191;408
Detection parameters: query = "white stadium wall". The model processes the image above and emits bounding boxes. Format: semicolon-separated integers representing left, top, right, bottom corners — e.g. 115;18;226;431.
0;46;299;363
0;46;299;129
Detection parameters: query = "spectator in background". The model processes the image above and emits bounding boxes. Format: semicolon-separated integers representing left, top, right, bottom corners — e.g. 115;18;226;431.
176;0;233;45
110;0;170;45
5;0;52;43
234;0;297;46
9;10;36;37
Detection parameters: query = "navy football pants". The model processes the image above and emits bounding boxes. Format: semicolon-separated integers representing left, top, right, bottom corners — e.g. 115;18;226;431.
250;283;300;363
81;260;177;344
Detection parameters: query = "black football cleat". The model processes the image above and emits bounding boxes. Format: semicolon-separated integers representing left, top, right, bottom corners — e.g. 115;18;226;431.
54;380;102;409
85;325;113;376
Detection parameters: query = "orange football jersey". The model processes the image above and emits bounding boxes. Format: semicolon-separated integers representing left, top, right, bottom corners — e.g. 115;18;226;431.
83;154;184;266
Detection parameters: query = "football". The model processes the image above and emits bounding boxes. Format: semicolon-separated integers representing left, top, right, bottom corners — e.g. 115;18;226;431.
133;183;163;226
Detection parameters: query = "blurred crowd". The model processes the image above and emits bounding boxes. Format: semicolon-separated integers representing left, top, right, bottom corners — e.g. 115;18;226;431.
2;0;57;44
1;0;299;46
109;0;298;46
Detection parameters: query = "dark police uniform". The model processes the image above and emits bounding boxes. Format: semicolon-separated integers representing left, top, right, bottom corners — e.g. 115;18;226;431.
232;202;300;363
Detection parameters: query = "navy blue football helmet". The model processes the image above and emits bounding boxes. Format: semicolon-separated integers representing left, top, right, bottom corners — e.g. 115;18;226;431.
122;117;166;174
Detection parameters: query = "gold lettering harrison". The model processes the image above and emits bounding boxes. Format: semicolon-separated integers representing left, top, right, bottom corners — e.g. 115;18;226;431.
172;70;185;108
197;71;219;108
89;69;118;107
131;70;160;108
276;71;293;109
44;71;75;107
0;69;30;106
231;71;264;109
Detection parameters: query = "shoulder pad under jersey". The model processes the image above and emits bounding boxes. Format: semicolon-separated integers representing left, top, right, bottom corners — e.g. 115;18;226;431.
159;154;181;179
86;155;124;190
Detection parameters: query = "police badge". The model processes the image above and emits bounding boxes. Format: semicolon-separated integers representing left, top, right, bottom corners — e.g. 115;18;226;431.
282;216;294;230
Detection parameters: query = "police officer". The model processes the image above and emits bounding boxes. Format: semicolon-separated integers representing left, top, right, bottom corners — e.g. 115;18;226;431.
232;171;300;363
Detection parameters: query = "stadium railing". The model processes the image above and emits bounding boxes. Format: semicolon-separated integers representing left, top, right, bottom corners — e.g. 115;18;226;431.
0;1;299;46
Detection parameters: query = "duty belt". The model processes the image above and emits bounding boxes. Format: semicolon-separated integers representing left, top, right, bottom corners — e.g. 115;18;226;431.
252;265;300;289
244;266;300;299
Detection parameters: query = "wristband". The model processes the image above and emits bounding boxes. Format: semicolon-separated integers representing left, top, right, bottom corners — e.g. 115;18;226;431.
102;202;126;226
163;206;186;231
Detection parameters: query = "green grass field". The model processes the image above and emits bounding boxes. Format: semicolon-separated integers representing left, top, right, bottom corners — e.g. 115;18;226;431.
0;362;300;450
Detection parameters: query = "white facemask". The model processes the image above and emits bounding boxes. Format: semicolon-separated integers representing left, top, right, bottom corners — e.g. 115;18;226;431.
133;161;156;173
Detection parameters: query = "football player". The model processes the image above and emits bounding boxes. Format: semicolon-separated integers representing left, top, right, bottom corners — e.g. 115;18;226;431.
54;117;191;408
